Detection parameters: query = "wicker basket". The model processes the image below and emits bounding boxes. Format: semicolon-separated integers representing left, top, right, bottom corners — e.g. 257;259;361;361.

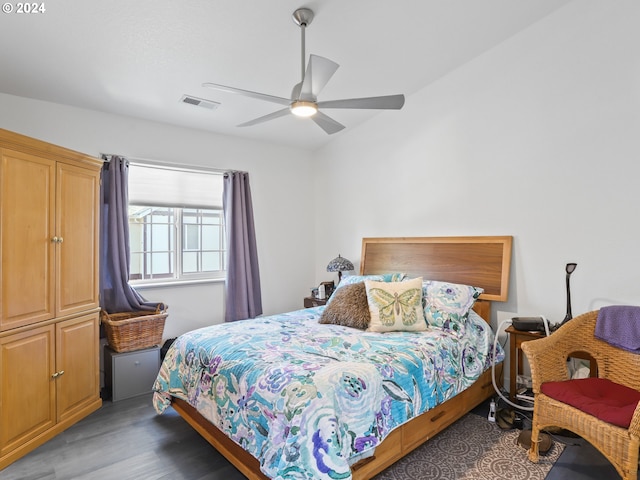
101;307;167;353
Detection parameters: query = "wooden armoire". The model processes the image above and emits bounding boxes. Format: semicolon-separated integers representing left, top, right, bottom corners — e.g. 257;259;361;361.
0;129;102;469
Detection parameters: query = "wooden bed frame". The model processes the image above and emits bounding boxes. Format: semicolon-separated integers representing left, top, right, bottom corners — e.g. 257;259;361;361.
171;235;513;479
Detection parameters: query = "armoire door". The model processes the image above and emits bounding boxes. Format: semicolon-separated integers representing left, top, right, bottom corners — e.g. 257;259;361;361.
55;162;100;317
0;324;56;457
0;149;56;331
55;312;100;423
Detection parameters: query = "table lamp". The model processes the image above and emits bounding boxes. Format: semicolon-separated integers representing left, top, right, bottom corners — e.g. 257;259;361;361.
326;254;354;282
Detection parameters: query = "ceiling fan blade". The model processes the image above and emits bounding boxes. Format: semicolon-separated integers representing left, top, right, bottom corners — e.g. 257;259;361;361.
300;55;339;100
318;94;405;110
203;82;291;106
311;111;345;135
237;108;291;127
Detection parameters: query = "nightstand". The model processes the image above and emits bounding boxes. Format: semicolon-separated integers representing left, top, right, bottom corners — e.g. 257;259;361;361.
506;325;596;401
304;296;327;308
104;346;160;402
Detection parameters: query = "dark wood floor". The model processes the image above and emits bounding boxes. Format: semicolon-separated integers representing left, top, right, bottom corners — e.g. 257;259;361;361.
2;393;620;479
2;393;247;480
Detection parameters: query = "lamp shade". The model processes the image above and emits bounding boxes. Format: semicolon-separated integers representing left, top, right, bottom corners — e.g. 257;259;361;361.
327;255;354;281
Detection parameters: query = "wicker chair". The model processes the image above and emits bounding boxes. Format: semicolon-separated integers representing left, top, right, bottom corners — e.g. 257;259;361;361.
522;310;640;480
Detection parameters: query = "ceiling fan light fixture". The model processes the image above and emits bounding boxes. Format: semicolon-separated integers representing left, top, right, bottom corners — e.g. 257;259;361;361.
290;101;317;117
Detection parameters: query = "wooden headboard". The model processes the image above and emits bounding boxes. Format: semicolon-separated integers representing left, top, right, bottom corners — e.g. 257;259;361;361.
360;236;512;320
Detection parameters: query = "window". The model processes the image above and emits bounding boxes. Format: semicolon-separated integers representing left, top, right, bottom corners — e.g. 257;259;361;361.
127;162;225;284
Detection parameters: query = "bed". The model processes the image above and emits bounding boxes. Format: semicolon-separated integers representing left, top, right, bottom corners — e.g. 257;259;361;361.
153;236;512;479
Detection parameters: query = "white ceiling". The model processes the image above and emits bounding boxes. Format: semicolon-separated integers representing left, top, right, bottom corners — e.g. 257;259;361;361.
0;0;571;150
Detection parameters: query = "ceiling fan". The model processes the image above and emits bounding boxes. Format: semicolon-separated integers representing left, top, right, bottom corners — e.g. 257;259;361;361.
203;8;405;135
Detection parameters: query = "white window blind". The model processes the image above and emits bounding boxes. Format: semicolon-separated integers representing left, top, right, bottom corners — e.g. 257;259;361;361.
128;162;223;209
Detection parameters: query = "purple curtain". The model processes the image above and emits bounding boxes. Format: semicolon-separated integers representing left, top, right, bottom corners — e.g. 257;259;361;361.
100;156;161;313
223;171;262;321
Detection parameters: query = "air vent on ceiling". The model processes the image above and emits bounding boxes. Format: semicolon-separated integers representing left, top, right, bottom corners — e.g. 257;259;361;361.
180;95;220;110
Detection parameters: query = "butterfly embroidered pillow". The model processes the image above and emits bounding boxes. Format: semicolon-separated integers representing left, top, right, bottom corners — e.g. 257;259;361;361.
365;277;427;332
422;280;483;337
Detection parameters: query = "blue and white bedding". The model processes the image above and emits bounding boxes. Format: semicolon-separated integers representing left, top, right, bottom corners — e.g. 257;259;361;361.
153;307;503;480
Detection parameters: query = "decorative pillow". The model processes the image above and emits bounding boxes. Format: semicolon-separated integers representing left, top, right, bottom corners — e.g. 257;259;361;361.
378;273;407;282
365;277;427;332
327;273;406;305
422;280;483;337
319;283;370;330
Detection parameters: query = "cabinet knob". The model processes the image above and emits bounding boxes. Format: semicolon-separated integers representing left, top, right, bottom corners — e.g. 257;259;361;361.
58;237;64;243
51;370;65;378
52;236;58;243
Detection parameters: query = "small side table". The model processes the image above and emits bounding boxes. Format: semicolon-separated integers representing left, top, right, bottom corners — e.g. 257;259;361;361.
506;325;596;401
304;296;327;308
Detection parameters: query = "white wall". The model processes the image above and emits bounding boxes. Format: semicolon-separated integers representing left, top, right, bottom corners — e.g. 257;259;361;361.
313;0;640;374
0;93;316;338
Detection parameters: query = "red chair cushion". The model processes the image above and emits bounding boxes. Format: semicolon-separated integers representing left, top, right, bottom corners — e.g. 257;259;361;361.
541;378;640;428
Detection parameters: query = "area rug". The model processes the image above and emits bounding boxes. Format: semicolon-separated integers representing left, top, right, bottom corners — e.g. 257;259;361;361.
374;413;564;480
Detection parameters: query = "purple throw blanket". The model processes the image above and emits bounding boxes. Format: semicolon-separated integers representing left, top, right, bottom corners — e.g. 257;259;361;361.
595;306;640;353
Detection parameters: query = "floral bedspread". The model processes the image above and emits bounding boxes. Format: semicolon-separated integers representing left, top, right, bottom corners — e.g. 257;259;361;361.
153;307;503;480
